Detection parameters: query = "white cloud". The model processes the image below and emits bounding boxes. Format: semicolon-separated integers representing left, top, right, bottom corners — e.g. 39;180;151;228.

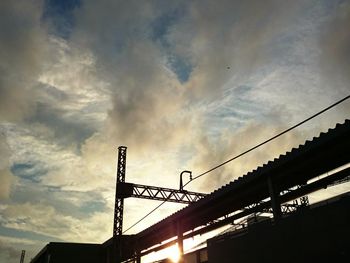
38;37;111;126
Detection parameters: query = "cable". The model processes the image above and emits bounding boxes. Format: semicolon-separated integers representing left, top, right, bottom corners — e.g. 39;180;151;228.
183;94;350;188
122;94;350;233
123;200;167;234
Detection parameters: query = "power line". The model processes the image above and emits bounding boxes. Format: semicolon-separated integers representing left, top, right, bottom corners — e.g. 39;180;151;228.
183;94;350;188
123;200;167;234
123;94;350;233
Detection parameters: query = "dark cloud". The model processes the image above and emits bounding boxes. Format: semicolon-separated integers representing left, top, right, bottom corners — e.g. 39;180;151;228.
0;1;47;121
0;133;16;200
69;1;191;152
105;41;187;152
28;102;96;148
172;0;303;97
69;0;309;156
10;183;107;219
0;241;19;263
72;0;154;64
320;1;350;88
10;162;47;184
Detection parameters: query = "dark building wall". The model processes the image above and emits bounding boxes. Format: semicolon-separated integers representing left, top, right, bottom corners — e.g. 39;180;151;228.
31;243;103;263
207;195;350;263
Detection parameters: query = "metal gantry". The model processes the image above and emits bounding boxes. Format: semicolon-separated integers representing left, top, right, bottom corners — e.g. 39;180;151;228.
112;146;206;262
113;146;205;237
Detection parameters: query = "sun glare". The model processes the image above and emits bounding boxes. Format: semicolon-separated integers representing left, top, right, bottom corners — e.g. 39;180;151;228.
168;244;181;263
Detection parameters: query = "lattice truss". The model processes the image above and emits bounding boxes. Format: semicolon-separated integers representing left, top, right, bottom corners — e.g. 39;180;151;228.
118;182;206;204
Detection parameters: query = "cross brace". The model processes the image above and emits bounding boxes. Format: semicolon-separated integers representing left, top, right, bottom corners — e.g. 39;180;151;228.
116;182;206;204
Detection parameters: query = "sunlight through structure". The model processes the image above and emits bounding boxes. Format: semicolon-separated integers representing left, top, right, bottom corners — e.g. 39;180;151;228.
168;244;181;263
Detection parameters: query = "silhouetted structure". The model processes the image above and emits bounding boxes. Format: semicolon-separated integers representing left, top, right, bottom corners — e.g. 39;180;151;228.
30;120;350;263
113;146;127;237
207;192;350;263
30;243;102;263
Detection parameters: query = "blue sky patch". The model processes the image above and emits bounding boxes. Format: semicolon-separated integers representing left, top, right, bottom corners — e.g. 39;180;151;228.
11;163;47;183
168;55;192;83
150;6;193;83
27;102;96;150
42;0;81;39
80;200;106;214
151;8;183;44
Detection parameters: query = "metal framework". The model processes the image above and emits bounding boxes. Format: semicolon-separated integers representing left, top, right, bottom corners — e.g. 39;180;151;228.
111;146;205;262
247;202;299;214
112;145;205;238
113;146;127;237
117;182;206;204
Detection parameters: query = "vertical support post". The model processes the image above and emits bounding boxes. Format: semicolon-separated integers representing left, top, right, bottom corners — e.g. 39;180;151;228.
177;221;184;263
134;240;141;263
20;250;25;263
113;146;127;237
298;184;309;207
135;250;141;263
267;175;281;221
113;147;127;263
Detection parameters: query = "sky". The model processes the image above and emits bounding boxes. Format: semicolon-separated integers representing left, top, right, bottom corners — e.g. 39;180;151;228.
0;0;350;262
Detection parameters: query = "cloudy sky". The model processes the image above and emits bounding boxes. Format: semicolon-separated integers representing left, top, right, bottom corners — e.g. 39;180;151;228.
0;0;350;262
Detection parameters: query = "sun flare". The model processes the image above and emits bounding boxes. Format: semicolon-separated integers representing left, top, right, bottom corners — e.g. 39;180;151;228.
168;244;181;263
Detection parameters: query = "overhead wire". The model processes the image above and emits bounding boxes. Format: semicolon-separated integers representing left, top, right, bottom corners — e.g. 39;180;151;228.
123;200;167;234
123;94;350;234
183;94;350;188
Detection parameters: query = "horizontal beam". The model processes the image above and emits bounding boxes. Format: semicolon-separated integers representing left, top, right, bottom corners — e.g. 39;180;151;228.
116;182;206;204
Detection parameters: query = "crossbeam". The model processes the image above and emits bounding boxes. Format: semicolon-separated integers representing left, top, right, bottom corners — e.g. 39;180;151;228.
116;182;206;204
